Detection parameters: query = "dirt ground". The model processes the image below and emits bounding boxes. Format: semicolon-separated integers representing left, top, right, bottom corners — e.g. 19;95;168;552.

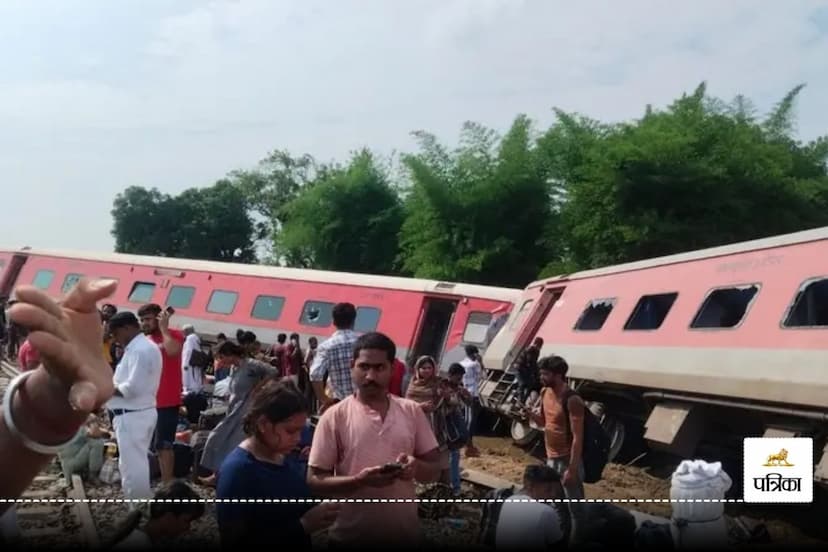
463;436;828;547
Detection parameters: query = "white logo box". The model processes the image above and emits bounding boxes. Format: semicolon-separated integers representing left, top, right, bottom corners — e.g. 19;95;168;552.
743;437;813;503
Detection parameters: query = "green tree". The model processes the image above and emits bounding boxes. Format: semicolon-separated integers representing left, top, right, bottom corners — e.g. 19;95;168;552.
111;181;257;262
111;186;182;256
277;149;404;273
229;149;328;260
399;116;553;287
541;82;828;270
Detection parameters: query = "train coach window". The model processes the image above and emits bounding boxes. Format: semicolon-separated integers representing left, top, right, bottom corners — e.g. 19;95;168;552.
463;312;493;344
574;298;616;331
691;285;759;329
166;286;196;309
624;292;678;330
32;269;55;290
300;301;334;327
509;300;534;331
251;295;286;321
61;273;83;294
207;290;239;315
355;307;381;333
128;282;156;303
782;277;828;328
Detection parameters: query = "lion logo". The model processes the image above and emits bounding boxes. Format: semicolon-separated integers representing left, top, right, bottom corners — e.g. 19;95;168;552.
763;448;794;467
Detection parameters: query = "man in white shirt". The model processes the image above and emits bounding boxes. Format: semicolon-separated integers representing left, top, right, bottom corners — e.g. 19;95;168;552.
106;312;162;507
496;465;566;550
459;345;483;457
180;324;203;395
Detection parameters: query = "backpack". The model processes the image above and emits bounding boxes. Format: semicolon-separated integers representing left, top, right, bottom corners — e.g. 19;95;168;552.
188;348;210;369
478;486;516;547
545;388;611;484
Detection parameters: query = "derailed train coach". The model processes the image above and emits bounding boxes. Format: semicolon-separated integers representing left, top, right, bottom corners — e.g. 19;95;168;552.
0;248;520;371
480;226;828;487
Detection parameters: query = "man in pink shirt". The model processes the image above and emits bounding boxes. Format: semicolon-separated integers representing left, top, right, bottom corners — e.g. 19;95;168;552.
308;332;441;547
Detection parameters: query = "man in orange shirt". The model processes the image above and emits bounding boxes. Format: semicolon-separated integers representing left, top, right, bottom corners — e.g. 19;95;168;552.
138;303;183;484
523;355;586;544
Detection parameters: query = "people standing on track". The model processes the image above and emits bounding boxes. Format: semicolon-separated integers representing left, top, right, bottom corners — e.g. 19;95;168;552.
198;341;277;487
181;324;208;425
309;332;441;547
459;344;483;457
138;303;184;485
302;336;318;410
181;324;204;395
268;333;288;376
515;337;543;403
286;332;303;382
216;379;340;548
100;303;117;369
522;355;586;543
309;302;358;412
406;355;455;489
443;363;472;494
108;311;163;508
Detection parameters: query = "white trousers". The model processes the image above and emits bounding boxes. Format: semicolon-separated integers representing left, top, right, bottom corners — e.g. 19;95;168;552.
113;408;157;508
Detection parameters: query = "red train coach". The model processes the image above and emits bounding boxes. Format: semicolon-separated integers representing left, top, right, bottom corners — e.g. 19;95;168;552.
0;248;520;369
480;226;828;486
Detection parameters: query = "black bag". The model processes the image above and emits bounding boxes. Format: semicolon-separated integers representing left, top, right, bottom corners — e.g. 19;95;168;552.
188;348;210;369
478;486;515;547
557;389;611;484
444;408;470;450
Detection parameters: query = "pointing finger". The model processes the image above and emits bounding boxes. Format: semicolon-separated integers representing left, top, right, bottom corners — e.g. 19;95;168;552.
12;285;64;320
62;278;118;313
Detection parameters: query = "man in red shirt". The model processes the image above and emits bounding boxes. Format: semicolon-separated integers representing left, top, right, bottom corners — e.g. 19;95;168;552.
389;357;406;397
138;303;183;484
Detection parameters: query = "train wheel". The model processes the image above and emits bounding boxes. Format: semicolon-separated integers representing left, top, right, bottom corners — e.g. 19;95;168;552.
587;402;626;462
510;419;539;446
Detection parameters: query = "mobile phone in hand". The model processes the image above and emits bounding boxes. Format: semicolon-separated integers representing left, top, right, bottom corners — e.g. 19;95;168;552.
380;462;404;474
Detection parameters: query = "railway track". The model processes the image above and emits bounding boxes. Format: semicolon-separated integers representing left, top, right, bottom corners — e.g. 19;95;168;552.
0;360;100;549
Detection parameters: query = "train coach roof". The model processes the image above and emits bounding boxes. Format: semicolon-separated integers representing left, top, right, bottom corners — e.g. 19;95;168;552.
0;247;521;301
531;225;828;287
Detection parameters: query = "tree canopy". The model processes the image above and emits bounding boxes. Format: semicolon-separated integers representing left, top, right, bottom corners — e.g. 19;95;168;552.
111;82;828;287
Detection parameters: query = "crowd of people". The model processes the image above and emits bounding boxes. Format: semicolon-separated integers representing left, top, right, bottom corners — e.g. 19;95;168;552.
0;277;706;549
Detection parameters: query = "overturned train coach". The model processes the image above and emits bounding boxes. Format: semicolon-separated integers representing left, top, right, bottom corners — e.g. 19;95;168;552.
480;226;828;487
0;248;519;371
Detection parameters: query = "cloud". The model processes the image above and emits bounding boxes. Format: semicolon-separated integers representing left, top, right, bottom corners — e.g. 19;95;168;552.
0;0;825;251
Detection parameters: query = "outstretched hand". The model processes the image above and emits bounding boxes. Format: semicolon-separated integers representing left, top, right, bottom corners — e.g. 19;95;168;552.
8;278;118;414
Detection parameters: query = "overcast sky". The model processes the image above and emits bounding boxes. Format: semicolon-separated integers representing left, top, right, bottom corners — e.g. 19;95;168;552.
1;0;826;253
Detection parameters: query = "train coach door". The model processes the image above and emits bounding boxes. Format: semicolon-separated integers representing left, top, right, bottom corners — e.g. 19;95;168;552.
0;254;29;298
410;297;459;367
503;286;565;371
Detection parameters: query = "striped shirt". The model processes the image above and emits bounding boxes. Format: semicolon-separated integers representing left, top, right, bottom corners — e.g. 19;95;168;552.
309;329;358;400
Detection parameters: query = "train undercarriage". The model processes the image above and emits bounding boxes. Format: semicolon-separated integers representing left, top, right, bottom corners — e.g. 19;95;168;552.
478;367;828;489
